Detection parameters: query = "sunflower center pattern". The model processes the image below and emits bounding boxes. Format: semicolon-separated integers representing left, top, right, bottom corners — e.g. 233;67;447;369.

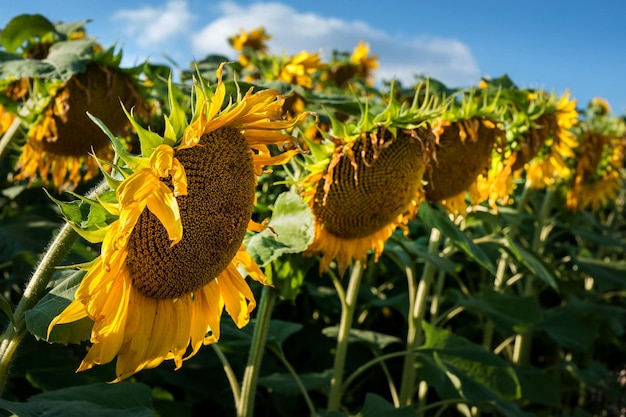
312;129;426;240
40;63;141;157
425;119;498;201
126;127;256;299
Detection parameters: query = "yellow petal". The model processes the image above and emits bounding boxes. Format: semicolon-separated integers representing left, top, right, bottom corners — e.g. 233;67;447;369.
218;264;255;328
146;181;183;245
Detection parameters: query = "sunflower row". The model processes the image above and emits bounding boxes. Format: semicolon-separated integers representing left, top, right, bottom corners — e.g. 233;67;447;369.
1;17;625;384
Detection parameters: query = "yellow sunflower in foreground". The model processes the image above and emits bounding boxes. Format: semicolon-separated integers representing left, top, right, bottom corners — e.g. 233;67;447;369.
299;87;439;274
48;64;306;381
566;99;626;212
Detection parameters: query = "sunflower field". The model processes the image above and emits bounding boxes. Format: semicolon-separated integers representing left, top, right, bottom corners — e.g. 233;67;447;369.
0;14;625;417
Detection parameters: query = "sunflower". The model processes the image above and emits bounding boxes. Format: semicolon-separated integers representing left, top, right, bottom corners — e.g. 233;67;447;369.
47;64;307;381
509;90;579;188
350;41;379;85
566;99;626;211
14;60;148;191
424;88;509;214
299;86;439;274
325;41;379;88
228;26;272;67
278;51;325;89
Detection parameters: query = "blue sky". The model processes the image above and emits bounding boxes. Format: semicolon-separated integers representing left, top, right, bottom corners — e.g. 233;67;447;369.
3;0;626;114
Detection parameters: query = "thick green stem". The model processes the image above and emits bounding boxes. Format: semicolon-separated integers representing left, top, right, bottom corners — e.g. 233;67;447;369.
237;286;277;417
327;261;364;412
0;117;21;165
512;187;554;365
0;222;78;395
399;227;442;407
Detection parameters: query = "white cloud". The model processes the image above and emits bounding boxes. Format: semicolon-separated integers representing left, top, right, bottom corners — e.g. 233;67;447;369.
113;0;193;48
192;1;480;87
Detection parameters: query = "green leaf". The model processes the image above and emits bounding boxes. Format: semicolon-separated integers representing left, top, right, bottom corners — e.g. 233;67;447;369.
322;327;401;351
267;319;303;348
536;308;596;353
574;256;626;290
0;14;57;52
418;202;495;275
43;39;94;80
0;54;57;78
246;192;314;266
0;399;154;417
505;237;558;289
257;369;332;395
29;382;153;409
452;288;543;334
355;393;415;417
422;322;521;401
515;365;560;407
269;253;315;302
25;270;93;344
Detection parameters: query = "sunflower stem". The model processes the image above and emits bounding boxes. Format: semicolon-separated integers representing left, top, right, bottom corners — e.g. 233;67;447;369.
211;344;241;406
512;187;555;365
0;180;108;396
0;222;78;395
399;226;441;407
0;117;22;166
327;260;365;412
237;285;277;417
483;180;531;352
267;345;318;417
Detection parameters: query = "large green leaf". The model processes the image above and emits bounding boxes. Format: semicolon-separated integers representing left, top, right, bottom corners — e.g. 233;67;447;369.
269;253;316;301
574;256;626;290
246;192;314;266
322;327;401;352
29;382;152;409
418;202;495;275
355;393;414;417
25;270;93;344
0;14;57;52
422;322;521;402
505;237;558;289
44;38;94;80
257;369;333;395
452;288;543;334
0;381;153;417
0;400;153;417
537;308;597;353
515;365;560;407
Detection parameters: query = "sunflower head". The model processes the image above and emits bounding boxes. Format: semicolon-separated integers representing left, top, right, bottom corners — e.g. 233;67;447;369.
14;58;149;191
46;64;307;381
566;99;626;211
277;51;325;89
505;89;579;188
424;87;508;214
299;83;441;273
228;26;272;67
